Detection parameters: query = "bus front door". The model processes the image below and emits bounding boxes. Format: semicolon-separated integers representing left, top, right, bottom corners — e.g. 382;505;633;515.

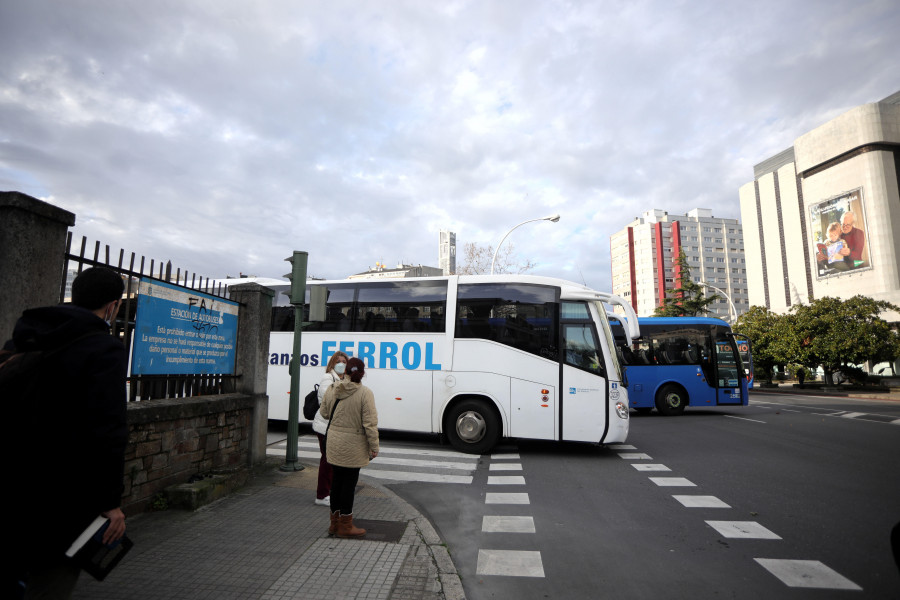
714;335;749;406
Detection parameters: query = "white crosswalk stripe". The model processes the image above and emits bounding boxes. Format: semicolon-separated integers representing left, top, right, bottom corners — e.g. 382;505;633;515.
266;435;479;484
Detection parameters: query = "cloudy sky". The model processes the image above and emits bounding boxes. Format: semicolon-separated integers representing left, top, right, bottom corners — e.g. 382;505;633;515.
2;0;898;291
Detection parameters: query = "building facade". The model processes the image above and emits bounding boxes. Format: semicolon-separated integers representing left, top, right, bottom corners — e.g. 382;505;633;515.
738;91;900;320
610;208;749;320
348;262;443;279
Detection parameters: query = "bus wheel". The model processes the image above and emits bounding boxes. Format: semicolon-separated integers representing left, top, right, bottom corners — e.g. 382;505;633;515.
446;400;500;454
655;384;687;416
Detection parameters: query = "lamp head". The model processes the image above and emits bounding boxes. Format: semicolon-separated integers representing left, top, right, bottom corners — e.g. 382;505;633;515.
544;214;561;223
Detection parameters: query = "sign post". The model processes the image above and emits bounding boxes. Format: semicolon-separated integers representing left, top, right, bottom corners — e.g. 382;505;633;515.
281;251;308;472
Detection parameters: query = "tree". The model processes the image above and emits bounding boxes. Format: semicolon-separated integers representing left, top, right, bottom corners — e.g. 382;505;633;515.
456;242;536;275
733;305;792;384
653;249;720;317
789;295;900;385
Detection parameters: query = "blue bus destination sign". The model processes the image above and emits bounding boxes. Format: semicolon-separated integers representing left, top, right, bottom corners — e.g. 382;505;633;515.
132;278;239;375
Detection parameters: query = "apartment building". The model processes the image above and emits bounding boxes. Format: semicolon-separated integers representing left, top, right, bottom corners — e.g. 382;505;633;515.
610;208;749;320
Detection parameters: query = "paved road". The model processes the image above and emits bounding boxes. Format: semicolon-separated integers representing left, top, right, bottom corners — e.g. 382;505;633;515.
382;394;900;599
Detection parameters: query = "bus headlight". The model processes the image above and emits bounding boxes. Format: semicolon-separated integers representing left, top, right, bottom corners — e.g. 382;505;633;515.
615;401;628;419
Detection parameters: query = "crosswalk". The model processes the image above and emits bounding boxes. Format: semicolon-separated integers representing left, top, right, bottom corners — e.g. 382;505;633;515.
266;435;479;484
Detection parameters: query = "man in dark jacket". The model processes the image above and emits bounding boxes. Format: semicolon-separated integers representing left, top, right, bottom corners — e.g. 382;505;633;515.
1;267;128;598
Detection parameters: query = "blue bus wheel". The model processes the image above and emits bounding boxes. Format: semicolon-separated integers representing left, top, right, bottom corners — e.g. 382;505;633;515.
655;384;686;416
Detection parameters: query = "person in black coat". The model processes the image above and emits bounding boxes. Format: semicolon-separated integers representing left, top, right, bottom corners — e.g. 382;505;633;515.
1;267;128;599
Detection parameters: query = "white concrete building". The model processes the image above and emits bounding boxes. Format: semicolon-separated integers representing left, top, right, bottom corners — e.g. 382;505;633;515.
439;230;456;275
610;208;749;320
738;91;900;320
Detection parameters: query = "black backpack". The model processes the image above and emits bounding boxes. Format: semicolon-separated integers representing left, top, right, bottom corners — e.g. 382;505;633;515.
303;384;320;420
0;331;104;422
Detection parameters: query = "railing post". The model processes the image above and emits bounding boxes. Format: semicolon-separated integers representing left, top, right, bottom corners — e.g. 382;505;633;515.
228;282;275;467
0;192;75;344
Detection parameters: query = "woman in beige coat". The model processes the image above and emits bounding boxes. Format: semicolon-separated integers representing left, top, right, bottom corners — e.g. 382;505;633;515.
319;357;379;538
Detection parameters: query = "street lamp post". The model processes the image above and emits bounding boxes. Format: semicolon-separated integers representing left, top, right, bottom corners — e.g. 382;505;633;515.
699;280;736;324
490;214;561;275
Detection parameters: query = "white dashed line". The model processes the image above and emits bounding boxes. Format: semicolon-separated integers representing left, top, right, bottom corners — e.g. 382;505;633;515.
632;464;671;472
477;550;545;577
618;452;652;459
487;475;527;485
754;559;862;590
608;444;637;450
482;516;536;533
672;495;731;508
491;452;521;460
649;477;696;487
840;412;865;419
489;463;522;471
485;493;530;504
706;521;781;539
724;415;766;423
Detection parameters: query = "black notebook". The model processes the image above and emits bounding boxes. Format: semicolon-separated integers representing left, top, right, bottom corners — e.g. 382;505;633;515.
65;516;134;581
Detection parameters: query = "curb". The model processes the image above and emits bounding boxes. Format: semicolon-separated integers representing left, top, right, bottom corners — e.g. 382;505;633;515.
360;474;467;600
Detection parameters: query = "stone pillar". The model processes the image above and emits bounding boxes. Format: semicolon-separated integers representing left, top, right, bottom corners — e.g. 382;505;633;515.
228;282;275;466
0;192;75;344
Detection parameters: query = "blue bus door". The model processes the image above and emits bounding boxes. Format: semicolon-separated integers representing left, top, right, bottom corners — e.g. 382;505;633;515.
714;335;748;405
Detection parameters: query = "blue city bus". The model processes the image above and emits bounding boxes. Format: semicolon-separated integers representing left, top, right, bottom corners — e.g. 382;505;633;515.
610;316;751;416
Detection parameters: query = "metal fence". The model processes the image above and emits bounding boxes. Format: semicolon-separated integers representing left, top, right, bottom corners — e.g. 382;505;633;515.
61;233;241;401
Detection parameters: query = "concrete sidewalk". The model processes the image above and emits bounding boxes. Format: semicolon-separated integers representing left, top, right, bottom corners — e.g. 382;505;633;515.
72;457;465;600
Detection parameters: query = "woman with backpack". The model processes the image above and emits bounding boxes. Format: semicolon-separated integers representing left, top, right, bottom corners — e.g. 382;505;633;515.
311;351;349;506
319;357;379;538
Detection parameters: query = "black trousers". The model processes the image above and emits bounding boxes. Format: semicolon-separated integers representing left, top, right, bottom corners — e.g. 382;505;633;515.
329;465;360;515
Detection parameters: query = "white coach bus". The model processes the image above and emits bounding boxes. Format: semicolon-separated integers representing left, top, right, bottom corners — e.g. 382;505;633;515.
249;275;637;454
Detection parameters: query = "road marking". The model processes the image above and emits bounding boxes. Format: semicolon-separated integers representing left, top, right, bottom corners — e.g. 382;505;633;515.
477;550;545;577
489;463;522;471
673;495;731;508
491;452;520;460
485;493;530;504
632;464;671;472
778;408;801;413
706;521;781;539
487;475;526;485
293;437;481;460
618;452;652;459
892;419;900;425
272;449;476;471
363;470;473;484
482;516;536;533
608;444;637;450
754;559;862;590
840;412;865;419
649;477;696;487
724;415;766;423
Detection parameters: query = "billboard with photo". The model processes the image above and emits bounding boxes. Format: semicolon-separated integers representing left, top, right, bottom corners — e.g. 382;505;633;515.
809;188;871;279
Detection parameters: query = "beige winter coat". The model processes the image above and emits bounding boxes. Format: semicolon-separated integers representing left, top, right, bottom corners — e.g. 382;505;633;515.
320;380;379;468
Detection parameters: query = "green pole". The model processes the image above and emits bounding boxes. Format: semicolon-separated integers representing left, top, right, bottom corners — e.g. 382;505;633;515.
281;250;308;472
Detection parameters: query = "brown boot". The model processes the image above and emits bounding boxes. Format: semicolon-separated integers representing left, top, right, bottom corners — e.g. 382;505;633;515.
328;510;339;536
337;513;366;538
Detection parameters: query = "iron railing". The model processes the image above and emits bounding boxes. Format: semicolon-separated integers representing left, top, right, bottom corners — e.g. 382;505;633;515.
61;233;241;401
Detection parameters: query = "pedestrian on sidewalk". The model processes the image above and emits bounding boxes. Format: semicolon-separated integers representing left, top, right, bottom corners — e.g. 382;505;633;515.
320;357;379;538
1;267;128;599
312;351;349;506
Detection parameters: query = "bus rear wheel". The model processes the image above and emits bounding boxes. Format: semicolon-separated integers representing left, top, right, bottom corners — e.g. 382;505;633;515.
446;399;500;455
655;384;687;416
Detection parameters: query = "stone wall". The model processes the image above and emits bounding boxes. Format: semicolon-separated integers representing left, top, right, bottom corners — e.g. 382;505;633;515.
122;393;260;513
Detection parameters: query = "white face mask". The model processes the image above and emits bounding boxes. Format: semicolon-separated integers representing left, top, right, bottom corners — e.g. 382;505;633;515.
334;362;346;375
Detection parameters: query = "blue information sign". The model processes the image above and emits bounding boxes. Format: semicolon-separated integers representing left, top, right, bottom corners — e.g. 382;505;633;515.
132;278;239;375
